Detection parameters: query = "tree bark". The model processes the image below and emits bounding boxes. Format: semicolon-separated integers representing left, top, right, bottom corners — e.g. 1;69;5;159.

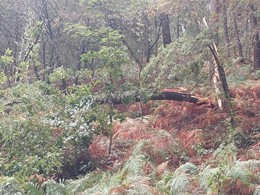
160;13;172;46
250;4;260;69
96;90;213;106
203;17;233;125
254;32;260;69
176;15;180;38
208;0;223;110
232;12;244;61
209;0;219;45
221;0;230;58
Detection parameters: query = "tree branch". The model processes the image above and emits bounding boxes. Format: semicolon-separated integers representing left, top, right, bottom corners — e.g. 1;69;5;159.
96;90;214;106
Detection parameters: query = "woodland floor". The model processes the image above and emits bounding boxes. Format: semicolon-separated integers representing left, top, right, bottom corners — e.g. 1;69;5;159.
88;83;260;179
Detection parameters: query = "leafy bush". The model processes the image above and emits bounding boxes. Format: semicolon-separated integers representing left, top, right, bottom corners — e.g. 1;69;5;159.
0;83;109;178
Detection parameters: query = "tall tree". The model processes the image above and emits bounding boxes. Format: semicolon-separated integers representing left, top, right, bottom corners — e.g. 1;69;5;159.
250;4;260;69
221;0;230;58
209;0;224;110
160;13;172;46
232;11;244;61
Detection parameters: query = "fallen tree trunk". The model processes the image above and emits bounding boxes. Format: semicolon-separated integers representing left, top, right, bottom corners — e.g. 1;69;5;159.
3;90;213;114
96;90;214;107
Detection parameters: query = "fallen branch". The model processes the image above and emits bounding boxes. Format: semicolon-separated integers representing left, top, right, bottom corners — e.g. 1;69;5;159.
96;90;214;107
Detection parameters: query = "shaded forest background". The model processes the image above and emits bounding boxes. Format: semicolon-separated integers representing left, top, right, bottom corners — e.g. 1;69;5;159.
0;0;259;194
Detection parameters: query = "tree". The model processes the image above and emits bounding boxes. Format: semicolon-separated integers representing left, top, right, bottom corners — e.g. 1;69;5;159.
232;11;244;61
250;4;260;69
160;13;172;46
208;0;225;110
221;0;231;58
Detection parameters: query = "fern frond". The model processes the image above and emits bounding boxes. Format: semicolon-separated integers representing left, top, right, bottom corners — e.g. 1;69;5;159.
170;173;191;195
199;165;221;189
25;182;44;195
120;154;146;177
174;162;198;175
156;172;173;194
124;175;154;195
119;141;147;178
82;173;120;195
43;179;67;195
66;172;102;194
132;140;147;156
0;177;23;195
164;163;198;195
213;143;237;164
235;160;260;172
254;185;260;195
228;160;260;183
228;164;251;183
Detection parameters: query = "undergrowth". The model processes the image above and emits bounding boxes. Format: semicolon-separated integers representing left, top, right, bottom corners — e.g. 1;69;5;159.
0;83;259;194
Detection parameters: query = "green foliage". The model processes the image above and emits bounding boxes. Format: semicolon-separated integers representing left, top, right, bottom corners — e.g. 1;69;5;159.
25;182;44;195
0;83;111;178
0;177;24;195
0;71;7;84
254;186;260;195
49;67;73;83
0;48;13;66
0;117;63;176
251;69;260;80
141;33;208;89
156;162;198;194
155;142;260;194
198;144;260;194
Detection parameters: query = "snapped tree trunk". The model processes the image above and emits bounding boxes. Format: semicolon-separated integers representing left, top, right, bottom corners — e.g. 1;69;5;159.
203;16;233;125
208;0;223;110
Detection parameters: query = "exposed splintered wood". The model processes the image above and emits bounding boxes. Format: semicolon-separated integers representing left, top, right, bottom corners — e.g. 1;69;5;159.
96;90;214;107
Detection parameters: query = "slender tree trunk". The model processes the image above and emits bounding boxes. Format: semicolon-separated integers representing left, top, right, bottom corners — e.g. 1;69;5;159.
34;65;41;80
250;4;260;69
154;18;159;56
221;0;230;58
160;13;172;46
108;103;113;155
41;33;47;81
209;0;223;110
232;12;244;61
61;78;67;94
176;15;180;38
203;17;234;126
209;0;219;45
254;32;260;69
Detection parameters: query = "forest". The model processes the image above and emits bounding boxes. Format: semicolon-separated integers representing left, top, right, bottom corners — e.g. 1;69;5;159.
0;0;259;194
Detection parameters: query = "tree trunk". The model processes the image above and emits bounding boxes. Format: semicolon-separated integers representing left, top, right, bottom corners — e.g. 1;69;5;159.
221;0;230;58
176;15;180;38
209;0;219;45
96;90;214;106
250;4;260;69
209;0;223;110
61;78;67;94
203;16;233;125
160;13;172;46
254;32;260;69
232;12;244;61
